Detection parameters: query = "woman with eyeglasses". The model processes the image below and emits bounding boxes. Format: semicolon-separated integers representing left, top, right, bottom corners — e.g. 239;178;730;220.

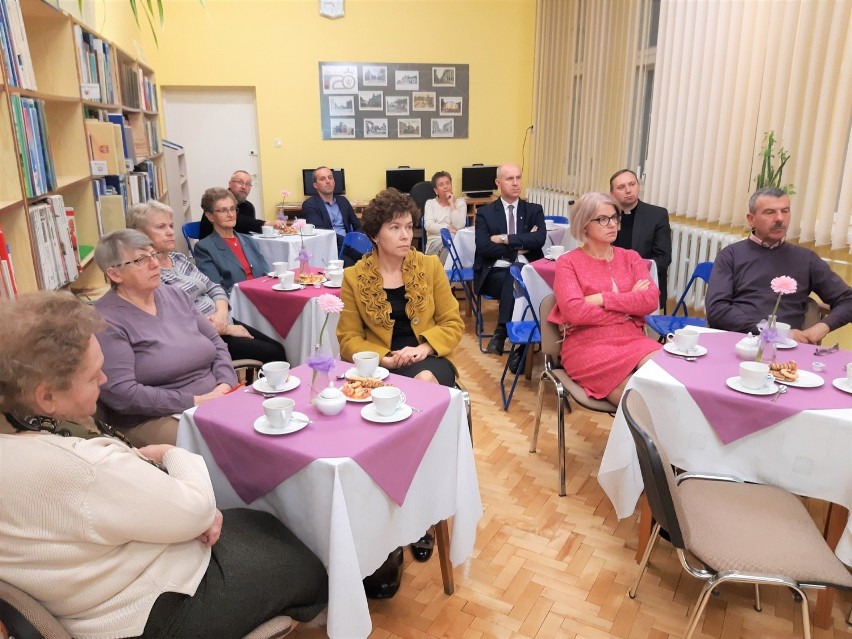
93;229;237;446
194;187;270;293
549;192;661;405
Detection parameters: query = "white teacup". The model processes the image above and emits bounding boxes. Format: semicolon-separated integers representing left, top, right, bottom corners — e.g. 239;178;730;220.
775;322;791;342
545;245;565;259
278;271;296;288
301;223;316;235
326;268;344;287
666;328;700;353
259;361;290;390
263;397;295;429
371;386;407;416
545;219;555;231
847;362;852;386
262;225;276;237
273;261;289;276
739;361;771;390
353;351;379;377
328;259;344;271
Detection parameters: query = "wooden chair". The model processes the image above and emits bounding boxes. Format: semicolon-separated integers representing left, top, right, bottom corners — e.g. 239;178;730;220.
530;295;616;495
803;296;830;332
233;358;264;384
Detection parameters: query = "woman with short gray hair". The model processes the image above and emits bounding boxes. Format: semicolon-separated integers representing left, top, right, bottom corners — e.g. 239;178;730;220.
126;201;286;364
93;229;237;446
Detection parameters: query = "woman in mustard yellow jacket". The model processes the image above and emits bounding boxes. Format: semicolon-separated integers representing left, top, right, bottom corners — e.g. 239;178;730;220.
337;188;463;387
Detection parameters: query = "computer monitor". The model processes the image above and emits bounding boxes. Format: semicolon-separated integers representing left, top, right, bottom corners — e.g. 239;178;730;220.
385;167;425;194
302;168;346;196
461;164;498;197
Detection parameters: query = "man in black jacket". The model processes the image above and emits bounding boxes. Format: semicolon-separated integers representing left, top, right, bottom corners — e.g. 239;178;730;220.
199;170;282;238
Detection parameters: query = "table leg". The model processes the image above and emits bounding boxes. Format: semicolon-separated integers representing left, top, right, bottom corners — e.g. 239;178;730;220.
636;494;652;563
813;503;849;629
435;519;454;594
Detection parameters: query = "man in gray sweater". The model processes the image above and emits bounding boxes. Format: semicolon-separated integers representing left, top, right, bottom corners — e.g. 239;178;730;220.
706;187;852;344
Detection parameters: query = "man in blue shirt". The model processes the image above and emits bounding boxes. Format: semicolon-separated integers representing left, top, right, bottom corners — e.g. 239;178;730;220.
301;167;362;264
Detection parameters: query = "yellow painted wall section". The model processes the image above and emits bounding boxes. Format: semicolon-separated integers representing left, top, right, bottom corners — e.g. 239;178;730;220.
146;0;536;216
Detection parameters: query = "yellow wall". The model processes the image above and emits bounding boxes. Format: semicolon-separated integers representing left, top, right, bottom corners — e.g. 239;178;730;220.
106;0;536;217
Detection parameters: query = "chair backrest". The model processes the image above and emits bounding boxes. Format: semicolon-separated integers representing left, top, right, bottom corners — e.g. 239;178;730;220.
409;181;435;224
441;228;466;278
620;389;689;549
182;221;201;252
803;297;830;331
0;578;72;638
544;215;568;224
509;264;540;327
538;294;563;361
672;261;714;316
339;231;373;260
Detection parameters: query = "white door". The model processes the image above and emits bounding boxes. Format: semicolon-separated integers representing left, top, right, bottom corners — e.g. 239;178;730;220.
161;87;263;221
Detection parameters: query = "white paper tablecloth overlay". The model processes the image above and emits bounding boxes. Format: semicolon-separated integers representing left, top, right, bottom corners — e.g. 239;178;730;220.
254;229;338;269
444;224;571;270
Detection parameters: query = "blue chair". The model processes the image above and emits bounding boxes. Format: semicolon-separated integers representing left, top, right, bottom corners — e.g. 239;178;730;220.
339;231;373;261
409;181;435;252
182;221;201;253
441;228;476;315
544;215;568;224
500;264;541;410
645;261;714;341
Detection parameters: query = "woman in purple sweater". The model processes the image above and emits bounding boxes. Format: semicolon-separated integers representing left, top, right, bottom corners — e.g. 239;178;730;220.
94;229;237;446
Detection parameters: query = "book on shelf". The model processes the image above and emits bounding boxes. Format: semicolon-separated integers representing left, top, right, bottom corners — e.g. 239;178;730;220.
128;115;151;159
85;119;126;175
99;194;125;235
119;59;140;108
10;95;57;197
29;195;78;290
106;113;137;170
0;224;18;300
1;0;36;90
65;207;82;272
74;25;118;104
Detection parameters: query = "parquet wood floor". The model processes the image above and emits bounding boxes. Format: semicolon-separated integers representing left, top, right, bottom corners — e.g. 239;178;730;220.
295;314;851;639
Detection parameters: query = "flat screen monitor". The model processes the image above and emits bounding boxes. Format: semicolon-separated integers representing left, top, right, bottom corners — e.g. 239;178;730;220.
385;167;425;194
461;165;498;197
302;168;346;196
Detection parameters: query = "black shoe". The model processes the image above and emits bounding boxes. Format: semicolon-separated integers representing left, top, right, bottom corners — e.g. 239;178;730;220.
486;334;506;355
363;547;403;599
409;533;434;562
508;348;523;374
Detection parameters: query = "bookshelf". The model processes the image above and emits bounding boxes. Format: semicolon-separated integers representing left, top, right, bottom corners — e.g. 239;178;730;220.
163;140;191;250
0;0;163;297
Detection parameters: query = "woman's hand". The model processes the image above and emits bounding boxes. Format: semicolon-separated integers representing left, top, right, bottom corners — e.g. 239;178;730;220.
137;444;175;464
223;324;252;339
387;344;434;368
583;293;604;307
208;309;230;335
632;279;651;292
193;383;232;405
195;509;223;547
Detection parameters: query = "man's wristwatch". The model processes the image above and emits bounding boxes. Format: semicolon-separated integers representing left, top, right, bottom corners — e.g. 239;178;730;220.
499;234;508;243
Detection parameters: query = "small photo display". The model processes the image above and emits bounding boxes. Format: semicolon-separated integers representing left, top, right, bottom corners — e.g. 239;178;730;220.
385;95;410;116
362;66;387;86
439;96;463;116
432;66;455;87
364;118;389;138
330;118;356;139
395;70;420;91
358;90;384;111
412;91;436;111
328;95;355;116
431;118;454;138
322;65;358;94
397;118;422;138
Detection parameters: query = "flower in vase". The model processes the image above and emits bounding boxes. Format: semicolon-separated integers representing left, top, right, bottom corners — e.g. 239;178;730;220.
308;293;345;400
317;293;344;315
770;276;797;296
756;275;798;361
280;189;291;204
293;219;306;229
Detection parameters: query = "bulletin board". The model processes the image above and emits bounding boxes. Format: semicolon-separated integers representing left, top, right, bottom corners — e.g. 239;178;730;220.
318;62;469;140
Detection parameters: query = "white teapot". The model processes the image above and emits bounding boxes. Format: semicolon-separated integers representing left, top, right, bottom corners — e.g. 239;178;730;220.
314;384;346;416
735;333;761;360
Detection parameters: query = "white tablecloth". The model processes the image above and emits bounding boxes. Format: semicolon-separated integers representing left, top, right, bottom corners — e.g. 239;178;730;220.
176;389;483;639
230;285;340;366
253;229;338;269
597;350;852;566
445;224;570;269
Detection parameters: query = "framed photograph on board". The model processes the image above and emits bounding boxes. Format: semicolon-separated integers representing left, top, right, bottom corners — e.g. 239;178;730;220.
364;118;388;138
439;96;463;116
362;66;386;86
431;118;454;137
358;91;384;111
398;119;421;138
322;65;358;94
331;118;356;138
386;96;409;116
329;95;355;116
432;67;455;87
395;70;419;91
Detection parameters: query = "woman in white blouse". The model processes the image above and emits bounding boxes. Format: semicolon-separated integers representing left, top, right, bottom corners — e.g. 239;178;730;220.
423;171;467;257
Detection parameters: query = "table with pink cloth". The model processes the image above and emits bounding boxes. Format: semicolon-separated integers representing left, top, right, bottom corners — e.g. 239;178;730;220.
598;328;852;567
230;276;341;366
176;366;483;639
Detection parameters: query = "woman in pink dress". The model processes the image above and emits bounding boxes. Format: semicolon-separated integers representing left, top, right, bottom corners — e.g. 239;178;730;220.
548;192;662;404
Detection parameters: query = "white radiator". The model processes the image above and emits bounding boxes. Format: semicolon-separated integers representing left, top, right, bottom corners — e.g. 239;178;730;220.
669;223;742;310
526;188;575;218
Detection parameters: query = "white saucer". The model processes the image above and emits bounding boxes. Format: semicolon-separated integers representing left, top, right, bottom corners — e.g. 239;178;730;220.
544;255;559;261
360;403;413;423
345;366;389;381
272;283;304;292
343;391;374;403
253;376;300;394
322;281;342;289
299;230;316;236
725;376;778;396
831;378;852;394
776;338;798;349
771;369;824;389
254;412;310;435
255;232;282;239
663;343;708;357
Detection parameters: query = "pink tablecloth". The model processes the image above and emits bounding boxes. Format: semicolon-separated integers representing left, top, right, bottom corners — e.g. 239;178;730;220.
653;331;851;444
235;270;338;339
192;365;451;505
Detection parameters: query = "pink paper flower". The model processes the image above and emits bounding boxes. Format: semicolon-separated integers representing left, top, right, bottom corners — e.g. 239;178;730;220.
281;189;291;199
317;293;344;314
770;276;797;295
293;219;306;229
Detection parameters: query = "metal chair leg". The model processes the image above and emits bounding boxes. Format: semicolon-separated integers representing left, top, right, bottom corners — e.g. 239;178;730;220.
556;384;567;496
753;583;762;612
683;580;717;639
531;374;548;452
629;522;660;598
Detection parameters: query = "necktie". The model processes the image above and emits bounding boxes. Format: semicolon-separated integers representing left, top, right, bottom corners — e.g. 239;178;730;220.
507;204;515;235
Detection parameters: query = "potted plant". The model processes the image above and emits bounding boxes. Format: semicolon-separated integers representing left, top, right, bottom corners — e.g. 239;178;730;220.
755;131;795;195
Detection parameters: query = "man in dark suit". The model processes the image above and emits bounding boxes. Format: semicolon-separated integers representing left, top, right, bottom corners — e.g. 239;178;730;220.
474;163;546;356
199;170;282;238
301;166;361;254
610;169;672;311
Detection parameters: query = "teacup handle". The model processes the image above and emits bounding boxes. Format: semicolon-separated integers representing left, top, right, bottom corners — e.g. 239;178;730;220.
665;333;675;342
397;392;407;408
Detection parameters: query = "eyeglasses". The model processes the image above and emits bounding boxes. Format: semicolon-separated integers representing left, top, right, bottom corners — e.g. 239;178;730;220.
230;179;252;188
591;213;622;227
113;251;162;269
213;206;238;215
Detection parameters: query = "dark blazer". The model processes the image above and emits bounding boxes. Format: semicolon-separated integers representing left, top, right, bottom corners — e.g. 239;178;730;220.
301;195;361;235
473;198;546;292
199;199;263;239
620;200;672;306
193;231;270;293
